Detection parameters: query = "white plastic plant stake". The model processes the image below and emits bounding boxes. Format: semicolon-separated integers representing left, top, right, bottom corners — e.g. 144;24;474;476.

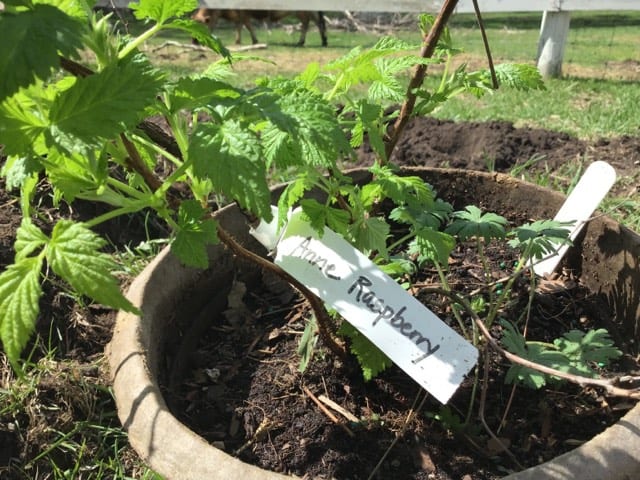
533;160;616;277
252;209;478;404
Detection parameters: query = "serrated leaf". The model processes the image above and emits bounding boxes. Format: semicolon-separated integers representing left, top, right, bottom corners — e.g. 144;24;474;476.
166;19;231;58
553;328;622;377
368;165;435;210
350;100;384;158
49;54;164;148
493;63;545;91
446;205;507;243
19;173;39;218
171;200;219;269
42;148;107;202
326;36;419;76
389;198;453;231
297;61;320;87
297;315;318;373
261;79;349;168
348;216;389;256
501;320;574;389
277;174;316;229
190;121;272;220
300;199;350;237
15;219;48;261
0;155;42;190
377;256;416;277
47;220;137;312
0;256;44;366
167;76;241;113
38;0;87;19
338;321;392;381
0;4;84;101
508;219;573;260
368;56;428;104
130;0;196;24
0;86;50;156
408;228;455;265
368;73;403;104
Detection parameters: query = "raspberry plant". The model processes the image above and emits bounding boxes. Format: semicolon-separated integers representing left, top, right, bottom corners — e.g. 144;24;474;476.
0;0;632;416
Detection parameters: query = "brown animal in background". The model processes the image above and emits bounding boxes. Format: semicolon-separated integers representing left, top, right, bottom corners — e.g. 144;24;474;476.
192;8;328;47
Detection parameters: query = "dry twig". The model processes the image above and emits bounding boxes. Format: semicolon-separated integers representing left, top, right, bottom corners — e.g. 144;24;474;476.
302;386;355;437
318;394;359;423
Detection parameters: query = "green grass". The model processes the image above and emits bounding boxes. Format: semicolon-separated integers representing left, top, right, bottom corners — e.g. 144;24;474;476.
139;10;640;139
0;345;160;479
429;76;640;139
449;11;640;68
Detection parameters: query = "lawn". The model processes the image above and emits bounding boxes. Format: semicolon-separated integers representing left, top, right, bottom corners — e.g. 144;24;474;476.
135;9;640;139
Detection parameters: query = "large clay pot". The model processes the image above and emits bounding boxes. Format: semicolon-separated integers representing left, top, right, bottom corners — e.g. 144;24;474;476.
107;167;640;480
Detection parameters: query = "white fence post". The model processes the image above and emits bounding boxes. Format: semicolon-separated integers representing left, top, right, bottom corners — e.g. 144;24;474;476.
537;10;571;78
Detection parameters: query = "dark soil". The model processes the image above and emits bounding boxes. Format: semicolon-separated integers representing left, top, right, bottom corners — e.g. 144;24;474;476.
164;117;640;479
372;117;640;201
168;248;633;480
1;117;639;479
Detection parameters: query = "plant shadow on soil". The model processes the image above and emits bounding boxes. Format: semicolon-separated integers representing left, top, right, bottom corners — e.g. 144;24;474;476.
1;118;639;479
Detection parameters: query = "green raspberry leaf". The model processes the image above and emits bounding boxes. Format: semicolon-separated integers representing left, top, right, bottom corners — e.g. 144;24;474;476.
0;155;42;191
348;216;389;256
324;36;420;98
166;20;231;58
277;173;318;229
43;0;88;19
368;164;435;210
0;257;44;367
338;321;392;381
49;54;164;149
260;79;349;168
300;199;350;237
389;198;452;230
171;200;219;269
369;56;422;103
190;121;272;220
131;0;197;24
408;228;455;265
166;76;241;113
351;100;384;157
493;63;545;91
41;148;108;203
297;314;318;373
15;220;48;261
0;86;50;156
0;4;84;101
47;220;137;312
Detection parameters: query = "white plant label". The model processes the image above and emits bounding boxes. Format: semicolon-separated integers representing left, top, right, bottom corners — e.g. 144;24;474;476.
252;209;478;404
533;161;616;277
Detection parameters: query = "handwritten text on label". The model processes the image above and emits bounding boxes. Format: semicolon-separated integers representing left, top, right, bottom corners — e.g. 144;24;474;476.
253;208;479;404
348;276;441;362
